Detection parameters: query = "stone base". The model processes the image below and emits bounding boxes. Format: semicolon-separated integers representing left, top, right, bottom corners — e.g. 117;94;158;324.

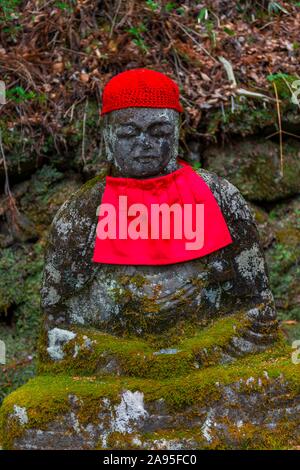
1;343;300;450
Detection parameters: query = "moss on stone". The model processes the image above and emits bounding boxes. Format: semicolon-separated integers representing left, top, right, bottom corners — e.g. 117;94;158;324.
38;313;253;379
1;339;299;450
73;167;109;197
205;138;300;202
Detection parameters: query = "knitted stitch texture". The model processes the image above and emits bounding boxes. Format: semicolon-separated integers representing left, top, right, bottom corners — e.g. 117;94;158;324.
100;68;184;116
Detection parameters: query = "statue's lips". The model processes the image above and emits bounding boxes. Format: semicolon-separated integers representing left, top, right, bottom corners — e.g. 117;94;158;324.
134;156;157;163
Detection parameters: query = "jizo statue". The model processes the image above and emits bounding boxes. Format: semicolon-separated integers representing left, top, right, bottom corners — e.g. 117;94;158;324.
41;68;278;353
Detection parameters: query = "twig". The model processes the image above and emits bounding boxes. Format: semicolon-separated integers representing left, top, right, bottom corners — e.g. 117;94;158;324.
63;96;87;120
60;47;90;57
272;81;284;177
109;0;123;39
0;129;21;228
219;56;278;102
237;87;278;102
218;56;237;86
281;75;300;110
265;130;300;140
174;21;218;63
81;99;88;167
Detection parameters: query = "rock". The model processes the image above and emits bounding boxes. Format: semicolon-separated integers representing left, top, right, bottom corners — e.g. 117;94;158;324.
204;138;300;202
248;203;275;249
265;196;300;324
0;124;42;187
185;139;202;165
1;336;299;450
0;166;82;247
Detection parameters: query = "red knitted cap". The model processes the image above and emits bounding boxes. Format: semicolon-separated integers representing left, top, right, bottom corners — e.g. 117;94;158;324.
100;68;184;116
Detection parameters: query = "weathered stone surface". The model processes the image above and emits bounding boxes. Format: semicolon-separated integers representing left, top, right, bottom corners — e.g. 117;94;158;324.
204;138;300;202
265;196;300;325
0;166;82;248
247;197;300;335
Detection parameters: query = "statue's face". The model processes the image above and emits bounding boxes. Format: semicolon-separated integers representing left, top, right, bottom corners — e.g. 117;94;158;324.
103;107;180;178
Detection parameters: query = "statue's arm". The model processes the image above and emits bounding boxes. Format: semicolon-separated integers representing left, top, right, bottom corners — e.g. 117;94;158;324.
218;174;278;347
217;175;274;303
40;177;106;324
198;168;278;353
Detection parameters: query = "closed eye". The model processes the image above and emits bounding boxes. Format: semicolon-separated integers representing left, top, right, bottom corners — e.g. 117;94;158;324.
150;126;173;137
116;126;138;137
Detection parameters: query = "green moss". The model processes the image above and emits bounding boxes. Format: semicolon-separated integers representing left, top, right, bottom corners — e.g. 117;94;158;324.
38;313;252;379
1;340;299;449
267;73;299;100
200;416;300;450
73;169;108;197
205;103;275;138
0;241;43;405
129;419;300;450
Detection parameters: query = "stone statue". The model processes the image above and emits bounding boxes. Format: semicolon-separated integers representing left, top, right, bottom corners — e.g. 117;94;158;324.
40;88;277;353
2;69;298;451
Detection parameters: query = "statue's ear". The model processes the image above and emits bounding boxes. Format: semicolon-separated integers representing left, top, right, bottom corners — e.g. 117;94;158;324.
102;115;114;161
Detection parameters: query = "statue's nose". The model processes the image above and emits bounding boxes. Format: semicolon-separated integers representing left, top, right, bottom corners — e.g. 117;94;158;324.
138;132;152;148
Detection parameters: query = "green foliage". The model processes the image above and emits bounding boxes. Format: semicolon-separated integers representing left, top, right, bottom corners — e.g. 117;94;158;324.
223;27;235;36
197;7;208;23
126;23;149;53
0;241;44;404
268;1;289;15
54;1;75;13
206;102;274;137
23;165;64;200
0;0;23;38
0;356;36;406
267;73;299;100
196;8;217;48
6;86;36;104
0;242;43;319
0;0;21;23
145;0;159;11
165;2;178;12
5;86;47;105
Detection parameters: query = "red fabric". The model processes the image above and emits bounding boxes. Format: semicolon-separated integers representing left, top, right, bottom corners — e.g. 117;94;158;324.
100;68;184;116
92;160;233;265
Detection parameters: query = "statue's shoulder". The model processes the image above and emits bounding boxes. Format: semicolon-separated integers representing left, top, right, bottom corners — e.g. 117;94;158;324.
195;167;253;223
40;171;108;310
48;170;107;242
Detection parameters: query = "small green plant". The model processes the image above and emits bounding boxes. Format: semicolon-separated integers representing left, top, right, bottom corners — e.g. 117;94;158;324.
196;7;217;48
267;73;299;100
0;0;23;38
268;1;289;14
145;0;159;11
197;7;208;23
0;0;21;23
165;2;177;12
223;27;235;36
126;23;149;53
6;86;36;103
54;1;75;13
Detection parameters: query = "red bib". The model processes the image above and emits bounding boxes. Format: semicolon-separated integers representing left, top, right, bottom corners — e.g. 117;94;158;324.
92;160;233;265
